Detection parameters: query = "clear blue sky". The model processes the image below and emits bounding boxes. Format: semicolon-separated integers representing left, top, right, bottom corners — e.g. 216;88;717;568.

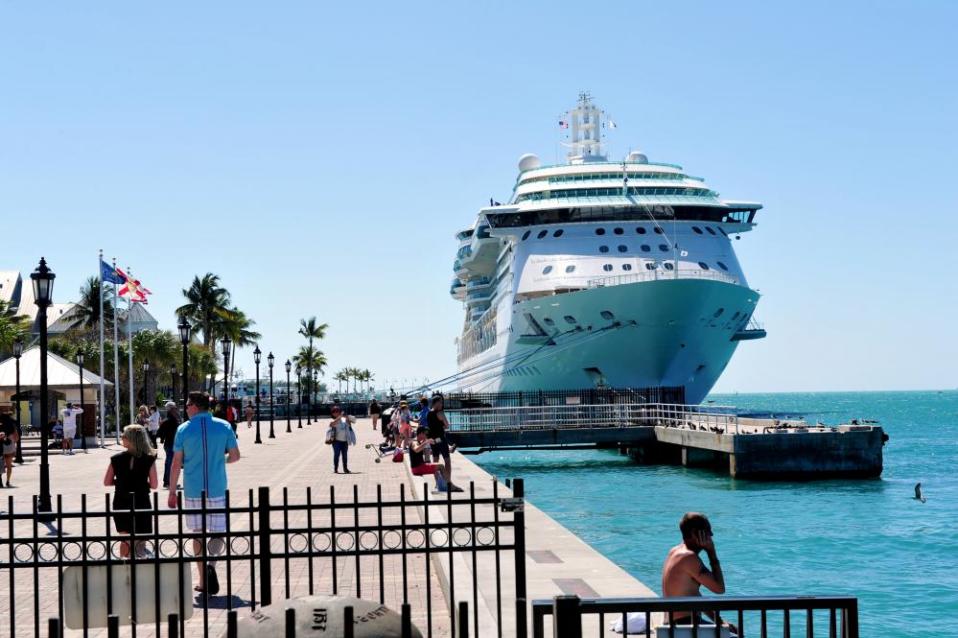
2;1;956;393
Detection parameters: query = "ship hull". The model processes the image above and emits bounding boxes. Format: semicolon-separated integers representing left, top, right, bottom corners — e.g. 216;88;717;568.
455;279;760;404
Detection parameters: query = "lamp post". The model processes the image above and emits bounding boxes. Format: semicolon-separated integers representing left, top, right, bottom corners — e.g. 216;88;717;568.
170;365;177;406
220;337;232;410
284;359;292;433
295;365;303;428
142;361;149;406
178;316;191;415
77;351;87;452
253;346;262;444
13;337;23;464
31;257;55;518
267;352;275;438
313;370;319;411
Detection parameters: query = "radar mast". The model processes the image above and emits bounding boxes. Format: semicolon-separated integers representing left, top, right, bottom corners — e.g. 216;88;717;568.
564;92;607;164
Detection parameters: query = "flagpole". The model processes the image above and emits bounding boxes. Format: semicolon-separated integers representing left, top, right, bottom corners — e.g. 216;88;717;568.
97;250;106;446
112;258;121;443
126;266;135;425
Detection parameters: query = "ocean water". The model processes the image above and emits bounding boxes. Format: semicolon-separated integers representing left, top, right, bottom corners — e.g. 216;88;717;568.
471;391;958;637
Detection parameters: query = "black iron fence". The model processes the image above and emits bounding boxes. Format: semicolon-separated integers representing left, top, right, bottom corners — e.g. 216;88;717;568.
532;595;859;638
443;387;686;410
1;478;527;638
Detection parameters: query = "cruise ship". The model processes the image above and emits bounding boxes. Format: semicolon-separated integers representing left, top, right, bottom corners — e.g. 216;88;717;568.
450;94;766;405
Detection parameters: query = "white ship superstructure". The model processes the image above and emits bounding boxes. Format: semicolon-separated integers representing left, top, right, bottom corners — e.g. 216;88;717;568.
451;94;766;404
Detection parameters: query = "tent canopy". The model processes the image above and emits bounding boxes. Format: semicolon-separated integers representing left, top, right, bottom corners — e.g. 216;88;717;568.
0;346;113;390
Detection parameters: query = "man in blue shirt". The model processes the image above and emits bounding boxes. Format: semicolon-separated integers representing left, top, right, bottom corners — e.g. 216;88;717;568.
167;391;240;595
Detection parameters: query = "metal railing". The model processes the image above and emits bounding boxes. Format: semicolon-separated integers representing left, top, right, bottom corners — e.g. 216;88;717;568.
447;403;741;435
587;269;740;288
1;479;528;638
532;594;859;638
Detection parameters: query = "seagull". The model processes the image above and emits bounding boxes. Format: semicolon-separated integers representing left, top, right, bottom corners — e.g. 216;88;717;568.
914;483;927;503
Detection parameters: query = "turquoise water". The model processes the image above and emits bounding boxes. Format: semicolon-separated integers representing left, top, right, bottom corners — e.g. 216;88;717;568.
472;391;958;637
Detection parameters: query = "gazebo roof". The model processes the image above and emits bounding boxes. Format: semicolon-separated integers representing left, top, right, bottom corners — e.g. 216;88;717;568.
0;346;113;390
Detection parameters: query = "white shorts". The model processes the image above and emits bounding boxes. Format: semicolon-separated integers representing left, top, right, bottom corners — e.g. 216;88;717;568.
62;426;76;440
184;496;227;533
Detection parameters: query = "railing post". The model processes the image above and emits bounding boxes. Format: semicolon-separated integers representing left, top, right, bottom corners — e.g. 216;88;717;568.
513;478;528;638
846;599;859;638
552;595;581;638
257;486;273;606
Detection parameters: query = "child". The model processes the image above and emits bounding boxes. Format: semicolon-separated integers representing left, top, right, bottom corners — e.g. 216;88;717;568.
103;424;158;558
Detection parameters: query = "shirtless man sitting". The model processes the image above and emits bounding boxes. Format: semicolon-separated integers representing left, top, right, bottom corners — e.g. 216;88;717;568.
661;512;728;627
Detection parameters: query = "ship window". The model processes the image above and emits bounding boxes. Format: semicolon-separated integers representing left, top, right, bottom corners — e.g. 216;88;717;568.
706;227;717;235
613;227;624;235
645;262;657;270
659;244;669;252
636;227;647;234
537;229;548;239
664;262;675;270
599;245;609;253
600;310;615;320
553;229;564;238
718;227;729;237
564;315;577;324
713;308;725;318
542;266;553;275
717;261;729;271
602;264;613;272
622;263;633;271
654;227;664;235
521;231;531;241
698;262;710;270
617;245;628;253
595;228;606;236
543;317;555;326
565;265;576;273
692;226;703;234
640;244;651;253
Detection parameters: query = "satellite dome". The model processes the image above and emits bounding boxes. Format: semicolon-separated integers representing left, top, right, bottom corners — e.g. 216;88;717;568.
627;150;648;164
518;153;541;172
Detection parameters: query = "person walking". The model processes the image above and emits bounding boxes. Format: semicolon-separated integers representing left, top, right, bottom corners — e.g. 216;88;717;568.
426;395;462;491
0;408;19;487
60;402;84;455
368;399;381;432
167;391;240;595
326;405;356;474
244;402;254;428
157;401;181;488
103;424;157;558
147;405;161;447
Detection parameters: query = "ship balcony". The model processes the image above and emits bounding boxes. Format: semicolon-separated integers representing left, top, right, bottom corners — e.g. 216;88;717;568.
586;268;741;289
466;277;493;290
466;288;494;303
732;317;767;341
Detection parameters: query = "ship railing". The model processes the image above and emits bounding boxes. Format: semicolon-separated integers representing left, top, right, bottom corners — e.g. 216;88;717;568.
586;269;740;288
447;402;741;434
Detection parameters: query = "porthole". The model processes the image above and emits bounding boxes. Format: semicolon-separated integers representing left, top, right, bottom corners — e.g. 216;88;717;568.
645;262;657;270
640;244;651;253
521;231;531;241
564;315;577;324
717;261;729;271
636;227;647;235
565;265;576;273
654;227;664;235
698;262;710;270
595;228;606;236
658;244;669;252
613;227;624;235
706;227;717;235
692;226;703;234
543;317;555;326
599;245;609;253
553;229;564;238
600;311;615;320
617;245;628;253
622;263;633;271
663;262;675;271
542;266;553;275
602;264;613;272
713;308;725;318
537;229;548;239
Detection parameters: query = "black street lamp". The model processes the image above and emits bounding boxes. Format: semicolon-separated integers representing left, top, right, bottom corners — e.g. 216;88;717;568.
295;365;303;428
220;338;232;407
170;365;177;405
284;359;292;433
253;346;262;444
13;337;23;464
77;351;87;452
178;316;191;416
267;352;275;438
313;370;319;410
31;257;55;518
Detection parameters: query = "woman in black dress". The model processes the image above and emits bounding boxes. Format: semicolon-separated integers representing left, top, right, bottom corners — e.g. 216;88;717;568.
103;424;158;558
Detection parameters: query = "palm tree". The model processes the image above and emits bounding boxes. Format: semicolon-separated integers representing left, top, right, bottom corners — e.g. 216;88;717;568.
293;346;327;380
68;276;115;337
218;308;261;392
0;300;29;355
334;369;348;395
177;274;232;349
298;316;328;404
362;369;374;396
